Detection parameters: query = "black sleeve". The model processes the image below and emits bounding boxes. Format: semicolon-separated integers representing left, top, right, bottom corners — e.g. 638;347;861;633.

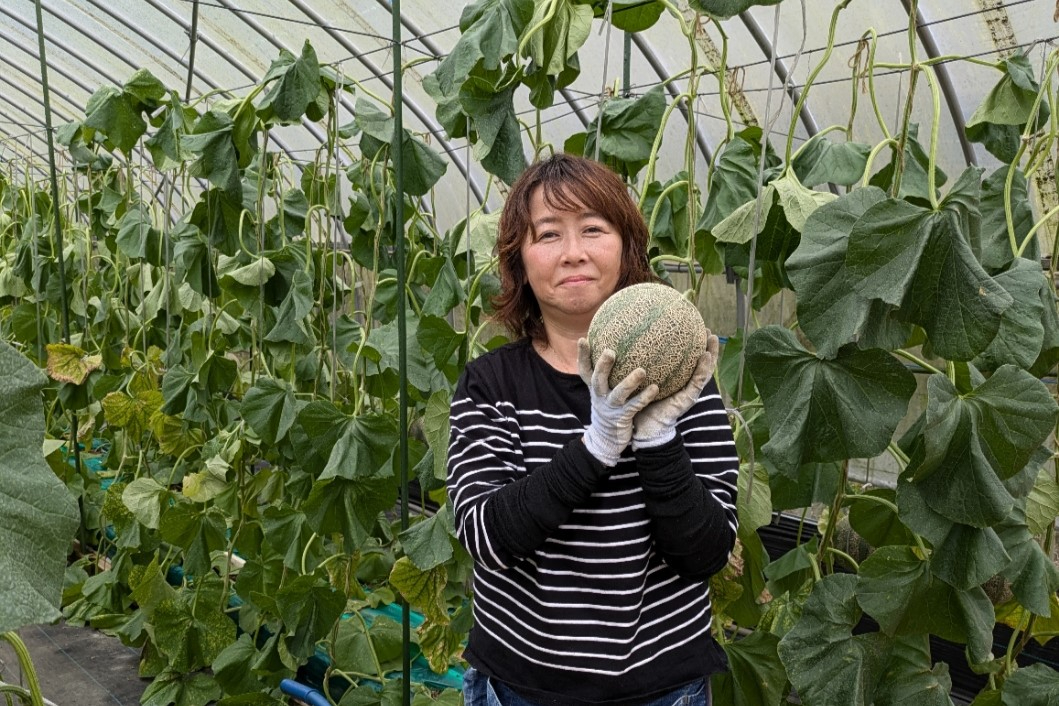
447;361;607;569
634;379;739;580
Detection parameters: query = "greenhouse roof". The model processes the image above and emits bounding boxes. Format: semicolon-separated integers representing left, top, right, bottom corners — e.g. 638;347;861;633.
0;0;1056;220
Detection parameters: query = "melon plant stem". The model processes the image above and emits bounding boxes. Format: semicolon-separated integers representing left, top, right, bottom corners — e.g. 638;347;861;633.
0;633;44;706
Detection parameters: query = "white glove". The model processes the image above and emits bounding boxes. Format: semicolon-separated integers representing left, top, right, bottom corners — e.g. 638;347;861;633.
578;338;659;466
632;334;720;450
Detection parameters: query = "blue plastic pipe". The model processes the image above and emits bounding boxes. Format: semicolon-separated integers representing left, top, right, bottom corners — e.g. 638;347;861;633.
280;678;332;706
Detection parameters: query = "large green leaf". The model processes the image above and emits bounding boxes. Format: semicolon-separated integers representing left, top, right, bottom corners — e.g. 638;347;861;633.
241;377;298;446
712;630;788;706
181;111;242;198
580;86;667;179
700;138;761;234
995;504;1059;616
399;504;456;571
303;477;398;552
430;0;534;94
275;574;346;660
257;40;323;124
787;187;888;358
525;0;592;77
897;476;1009;592
980;167;1035;271
912;368;1057;526
1001;663;1059;706
777;574;888;706
855;546;933;636
967;54;1049;133
745;326;916;477
792;136;871;188
83;85;148;154
458;76;527;184
609;0;665;32
319;412;400;481
333;614;405;678
0;341;79;632
264;269;316;346
389;556;449;625
846;198;1011;361
688;0;782;20
973;259;1047;370
873;635;954;706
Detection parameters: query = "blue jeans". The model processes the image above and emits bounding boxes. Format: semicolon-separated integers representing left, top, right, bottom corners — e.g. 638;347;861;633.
463;667;710;706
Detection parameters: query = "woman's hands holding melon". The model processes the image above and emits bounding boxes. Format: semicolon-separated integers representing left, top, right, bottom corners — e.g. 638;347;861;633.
631;334;720;450
578;338;660;467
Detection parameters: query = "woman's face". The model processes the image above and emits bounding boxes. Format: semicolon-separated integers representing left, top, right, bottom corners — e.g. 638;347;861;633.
520;186;624;332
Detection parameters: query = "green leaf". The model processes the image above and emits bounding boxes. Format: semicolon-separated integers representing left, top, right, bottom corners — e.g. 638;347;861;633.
846;198;1011;360
153;591;236;672
700;138;761;234
146;92;195;170
320;413;400;481
848;489;916;548
772;174;837;232
241;377;298;446
1025;464;1059;537
767;460;841;512
400;505;456;571
787;187;888;357
303;477;398;552
995;504;1059;616
364;316;448;394
430;0;535;94
124;68;167;106
401;132;448;196
974;258;1046;370
855;546;932;635
83;85;148;154
0;341;79;632
712;630;788;706
737;462;772;532
912;368;1057;525
181;110;242;198
389;556;450;625
123;477;168;530
141;670;222;706
182;455;230;503
873;635;954;706
609;0;665;32
581;86;667;179
1001;663;1059;706
159;503;228;577
792;136;871;188
115;206;164;263
745;326;916;477
713;186;775;245
264;269;316;346
333;614;405;677
276;574;346;660
45;342;101;385
967;55;1048;130
980;167;1035;271
258;41;323;124
642;172;692;256
897;477;1010;591
688;0;782;20
459;78;527;184
525;0;593;77
261;507;319;571
777;574;888;706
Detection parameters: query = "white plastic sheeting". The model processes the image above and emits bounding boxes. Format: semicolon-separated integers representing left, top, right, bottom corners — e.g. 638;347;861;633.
0;0;1056;222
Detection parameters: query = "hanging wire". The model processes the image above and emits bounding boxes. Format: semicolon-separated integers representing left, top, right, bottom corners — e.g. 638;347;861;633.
593;2;616;162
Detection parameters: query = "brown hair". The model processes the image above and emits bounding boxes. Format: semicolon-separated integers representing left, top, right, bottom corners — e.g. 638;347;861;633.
491;153;656;342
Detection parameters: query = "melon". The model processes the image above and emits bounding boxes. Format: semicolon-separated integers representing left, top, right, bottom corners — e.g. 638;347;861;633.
587;283;709;399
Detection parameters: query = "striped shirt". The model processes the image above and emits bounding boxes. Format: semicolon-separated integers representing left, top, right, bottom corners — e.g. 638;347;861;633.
447;338;739;705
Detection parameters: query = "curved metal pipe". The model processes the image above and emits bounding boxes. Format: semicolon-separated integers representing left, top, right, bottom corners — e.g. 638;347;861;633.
631;33;713;164
900;0;977;166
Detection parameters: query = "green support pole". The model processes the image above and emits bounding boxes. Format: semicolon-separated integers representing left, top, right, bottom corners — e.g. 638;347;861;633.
34;0;85;547
391;2;411;705
185;0;200;103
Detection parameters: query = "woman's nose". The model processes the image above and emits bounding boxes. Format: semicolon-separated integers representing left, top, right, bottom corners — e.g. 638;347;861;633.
561;234;587;261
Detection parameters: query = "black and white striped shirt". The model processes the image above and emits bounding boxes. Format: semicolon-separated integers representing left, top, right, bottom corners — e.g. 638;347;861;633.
447;338;739;705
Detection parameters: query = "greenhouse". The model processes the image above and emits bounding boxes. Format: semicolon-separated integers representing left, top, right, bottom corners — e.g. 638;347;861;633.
1;0;1059;704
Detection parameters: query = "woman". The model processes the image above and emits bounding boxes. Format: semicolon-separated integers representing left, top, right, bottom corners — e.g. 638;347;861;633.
447;153;738;706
